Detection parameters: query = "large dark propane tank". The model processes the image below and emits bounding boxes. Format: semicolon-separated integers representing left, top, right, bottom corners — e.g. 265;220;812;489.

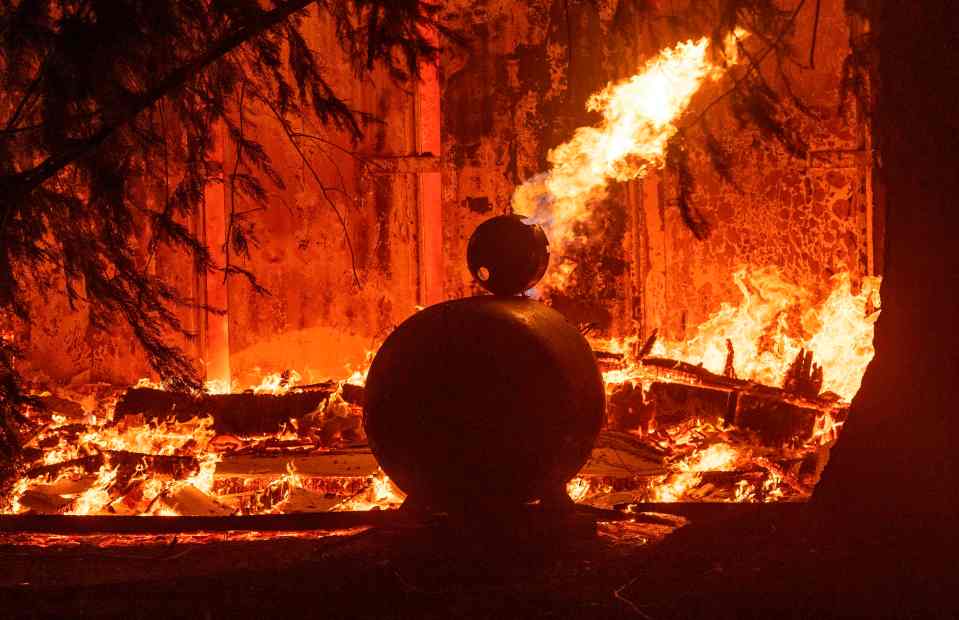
363;215;605;512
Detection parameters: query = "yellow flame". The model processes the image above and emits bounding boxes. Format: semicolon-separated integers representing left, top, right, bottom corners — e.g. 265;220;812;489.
566;476;592;502
650;267;880;400
67;465;118;515
514;29;746;289
651;442;740;502
250;369;302;395
345;349;375;387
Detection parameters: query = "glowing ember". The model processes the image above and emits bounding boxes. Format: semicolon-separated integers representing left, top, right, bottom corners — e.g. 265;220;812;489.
515;29;747;289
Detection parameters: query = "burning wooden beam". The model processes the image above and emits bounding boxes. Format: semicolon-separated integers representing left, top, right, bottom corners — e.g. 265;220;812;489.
113;384;365;435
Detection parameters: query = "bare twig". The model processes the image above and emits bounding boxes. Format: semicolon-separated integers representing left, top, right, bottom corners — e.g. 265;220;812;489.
678;0;808;136
289;131;382;170
264;99;362;288
809;0;822;69
613;576;656;619
2;54;48;135
225;81;248;283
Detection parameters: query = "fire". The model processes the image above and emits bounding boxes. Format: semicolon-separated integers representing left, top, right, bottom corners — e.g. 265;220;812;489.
344;349;375;387
332;470;405;511
650;267;880;401
650;442;740;502
566;476;592;502
67;465;118;515
250;369;302;395
514;29;746;289
2;262;877;516
0;358;375;516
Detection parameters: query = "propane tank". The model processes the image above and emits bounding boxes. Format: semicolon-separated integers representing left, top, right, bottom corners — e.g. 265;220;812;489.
363;215;604;512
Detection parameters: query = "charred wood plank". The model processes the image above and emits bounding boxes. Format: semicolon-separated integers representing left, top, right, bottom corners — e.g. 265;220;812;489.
582;431;669;478
734;394;820;446
641;357;839;411
114;386;365;435
26;454;105;480
37;395;86;419
638;329;659;359
102;451;200;490
0;511;402;534
607;383;653;432
647;382;736;428
0;504;658;535
0;503;807;536
783;349;824;397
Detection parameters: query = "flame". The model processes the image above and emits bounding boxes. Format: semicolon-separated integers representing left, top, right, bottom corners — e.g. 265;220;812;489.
650;442;741;502
332;470;405;511
203;378;233;395
67;465;118;515
4;264;876;516
514;29;747;289
250;369;302;395
650;267;880;400
566;476;592;502
183;452;221;496
344;350;375;387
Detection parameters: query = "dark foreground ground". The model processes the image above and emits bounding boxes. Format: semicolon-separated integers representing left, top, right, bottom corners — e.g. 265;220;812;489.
0;504;954;619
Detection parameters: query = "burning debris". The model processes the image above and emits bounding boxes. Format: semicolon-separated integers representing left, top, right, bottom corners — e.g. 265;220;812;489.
0;264;878;517
572;265;880;506
0;369;401;517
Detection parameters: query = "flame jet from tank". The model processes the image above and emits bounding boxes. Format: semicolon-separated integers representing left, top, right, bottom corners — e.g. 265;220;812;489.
514;29;748;290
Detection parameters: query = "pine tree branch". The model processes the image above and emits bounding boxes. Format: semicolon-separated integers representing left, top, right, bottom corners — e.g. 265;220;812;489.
7;0;321;202
678;0;807;136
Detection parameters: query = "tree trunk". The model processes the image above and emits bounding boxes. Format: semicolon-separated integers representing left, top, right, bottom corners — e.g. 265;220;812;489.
812;1;959;535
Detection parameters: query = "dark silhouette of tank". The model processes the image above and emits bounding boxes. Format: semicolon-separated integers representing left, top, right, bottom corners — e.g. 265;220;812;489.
363;215;604;514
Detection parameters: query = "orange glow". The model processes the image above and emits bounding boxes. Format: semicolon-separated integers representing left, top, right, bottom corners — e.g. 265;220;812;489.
650;442;739;502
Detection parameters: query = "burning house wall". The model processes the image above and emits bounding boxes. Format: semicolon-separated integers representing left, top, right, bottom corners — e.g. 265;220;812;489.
219;12;426;386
